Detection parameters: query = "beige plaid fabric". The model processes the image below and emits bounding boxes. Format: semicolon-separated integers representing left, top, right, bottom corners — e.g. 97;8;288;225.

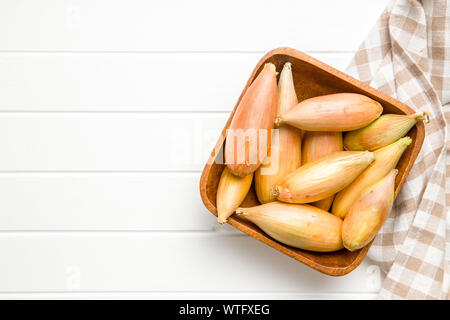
346;0;449;299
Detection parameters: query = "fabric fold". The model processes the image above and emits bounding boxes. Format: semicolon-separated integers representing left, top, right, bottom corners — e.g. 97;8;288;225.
346;0;449;299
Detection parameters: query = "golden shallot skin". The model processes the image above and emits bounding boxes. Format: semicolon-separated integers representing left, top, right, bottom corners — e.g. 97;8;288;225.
342;169;397;251
332;137;411;219
236;202;343;252
274;151;375;204
216;167;253;224
275;93;382;132
225;63;278;177
255;62;301;204
301;131;343;210
344;112;429;151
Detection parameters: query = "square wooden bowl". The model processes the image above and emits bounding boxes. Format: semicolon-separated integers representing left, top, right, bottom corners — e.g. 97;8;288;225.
199;47;425;276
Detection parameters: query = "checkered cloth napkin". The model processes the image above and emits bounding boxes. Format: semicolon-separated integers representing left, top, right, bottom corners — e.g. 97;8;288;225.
346;0;449;299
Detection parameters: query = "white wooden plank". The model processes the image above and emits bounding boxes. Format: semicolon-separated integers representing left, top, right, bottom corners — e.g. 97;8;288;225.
0;292;378;300
0;52;352;111
0;173;220;231
0;113;226;171
0;234;384;293
0;0;387;52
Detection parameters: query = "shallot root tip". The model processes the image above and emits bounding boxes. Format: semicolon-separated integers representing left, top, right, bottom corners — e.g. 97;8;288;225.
413;111;431;124
217;217;227;224
423;111;431;124
274;116;283;127
272;186;280;198
264;63;277;73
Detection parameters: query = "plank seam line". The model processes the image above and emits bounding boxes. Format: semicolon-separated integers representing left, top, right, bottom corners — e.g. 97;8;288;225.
0;50;356;54
0;110;231;114
0;230;245;235
0;291;378;294
0;170;202;174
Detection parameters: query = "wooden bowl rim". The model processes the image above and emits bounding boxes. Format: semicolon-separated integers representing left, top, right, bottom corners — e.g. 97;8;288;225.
199;47;425;276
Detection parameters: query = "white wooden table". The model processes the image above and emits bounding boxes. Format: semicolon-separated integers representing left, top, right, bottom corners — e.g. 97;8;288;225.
0;0;390;299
